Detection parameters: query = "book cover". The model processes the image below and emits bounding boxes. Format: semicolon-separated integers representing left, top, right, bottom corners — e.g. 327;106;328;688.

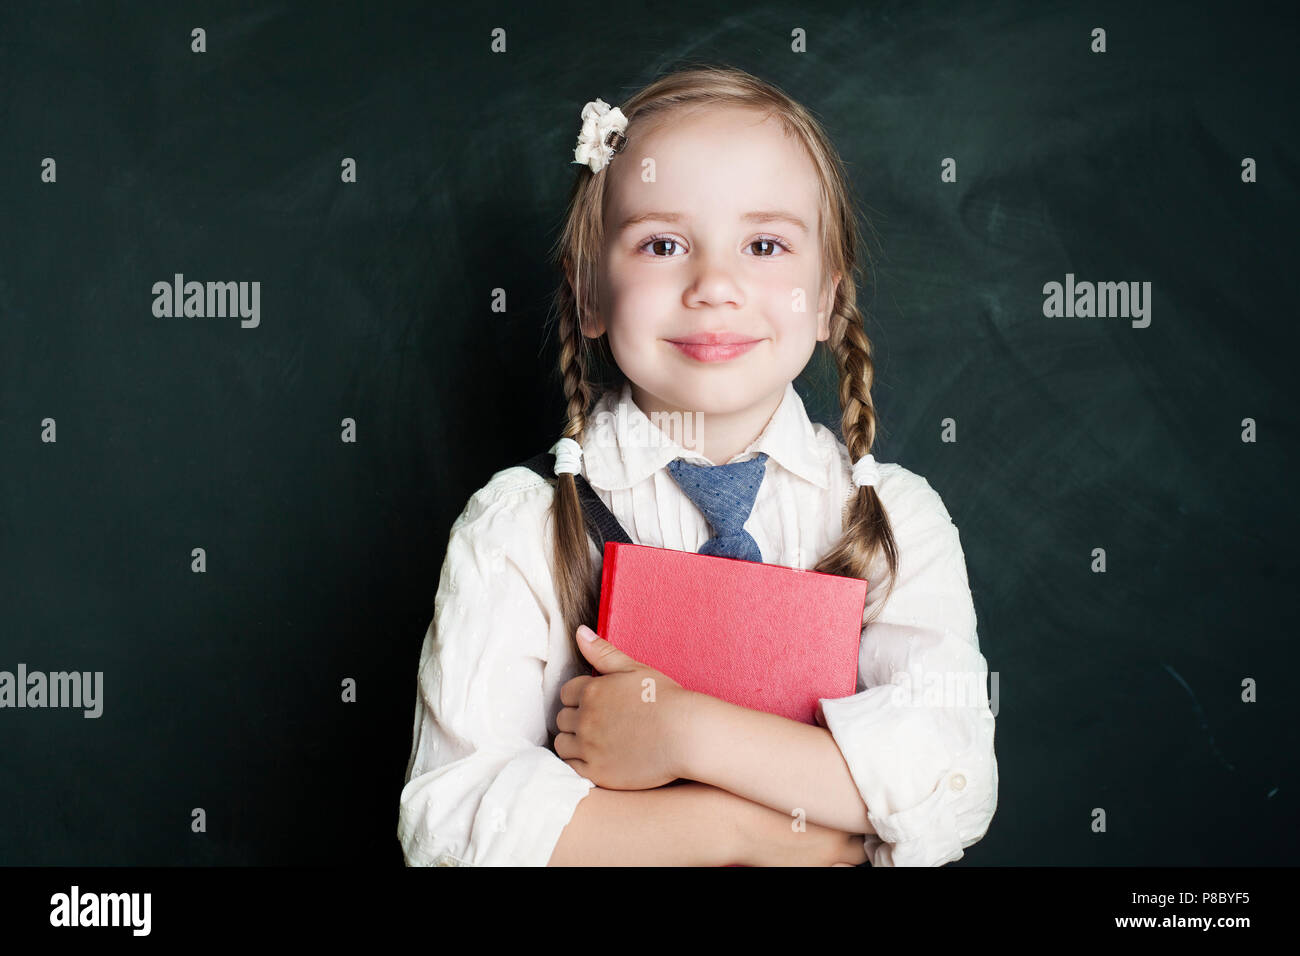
591;541;867;725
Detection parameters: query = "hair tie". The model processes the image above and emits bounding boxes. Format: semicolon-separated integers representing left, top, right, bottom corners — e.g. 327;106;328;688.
851;453;880;488
551;437;584;475
572;97;628;173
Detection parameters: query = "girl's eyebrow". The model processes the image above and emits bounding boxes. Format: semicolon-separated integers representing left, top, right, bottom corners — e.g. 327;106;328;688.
617;210;810;235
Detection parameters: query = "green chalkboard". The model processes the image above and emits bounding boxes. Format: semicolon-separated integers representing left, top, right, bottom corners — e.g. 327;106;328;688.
0;0;1295;869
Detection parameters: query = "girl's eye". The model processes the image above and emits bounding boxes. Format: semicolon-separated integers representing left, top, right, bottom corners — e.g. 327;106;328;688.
637;235;792;257
748;236;791;257
641;236;685;257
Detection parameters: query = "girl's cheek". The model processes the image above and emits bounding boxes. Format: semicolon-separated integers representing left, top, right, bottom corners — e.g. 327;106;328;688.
757;265;813;303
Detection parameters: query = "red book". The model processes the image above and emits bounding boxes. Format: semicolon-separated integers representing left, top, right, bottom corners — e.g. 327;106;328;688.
592;541;868;725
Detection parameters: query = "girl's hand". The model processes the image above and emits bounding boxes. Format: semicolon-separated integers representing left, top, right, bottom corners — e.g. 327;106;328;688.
554;625;695;791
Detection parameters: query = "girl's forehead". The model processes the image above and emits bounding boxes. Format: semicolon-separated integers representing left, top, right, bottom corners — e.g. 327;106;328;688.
634;104;791;154
607;107;821;217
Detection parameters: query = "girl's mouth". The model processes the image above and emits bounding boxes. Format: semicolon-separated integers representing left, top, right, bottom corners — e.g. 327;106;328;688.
667;338;763;363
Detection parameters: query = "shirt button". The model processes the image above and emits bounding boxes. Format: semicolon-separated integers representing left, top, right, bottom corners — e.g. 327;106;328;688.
950;773;967;791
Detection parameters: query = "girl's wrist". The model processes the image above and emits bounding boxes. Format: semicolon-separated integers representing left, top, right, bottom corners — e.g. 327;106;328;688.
668;688;706;780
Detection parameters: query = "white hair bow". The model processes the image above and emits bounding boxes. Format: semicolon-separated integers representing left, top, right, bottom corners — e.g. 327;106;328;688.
572;98;628;173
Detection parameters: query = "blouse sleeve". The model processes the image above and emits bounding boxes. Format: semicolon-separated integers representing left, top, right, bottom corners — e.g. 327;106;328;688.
397;470;595;866
816;467;999;866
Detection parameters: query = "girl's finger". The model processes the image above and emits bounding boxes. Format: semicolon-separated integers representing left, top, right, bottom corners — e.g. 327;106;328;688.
555;705;577;733
558;674;594;707
552;730;578;760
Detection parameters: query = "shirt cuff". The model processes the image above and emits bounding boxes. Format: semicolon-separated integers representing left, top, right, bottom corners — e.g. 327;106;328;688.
400;746;596;867
818;685;997;867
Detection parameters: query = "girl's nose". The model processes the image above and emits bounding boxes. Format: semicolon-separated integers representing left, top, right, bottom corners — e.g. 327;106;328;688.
683;253;744;309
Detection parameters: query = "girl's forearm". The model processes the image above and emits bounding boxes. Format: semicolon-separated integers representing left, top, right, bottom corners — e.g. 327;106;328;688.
676;692;875;834
547;780;749;866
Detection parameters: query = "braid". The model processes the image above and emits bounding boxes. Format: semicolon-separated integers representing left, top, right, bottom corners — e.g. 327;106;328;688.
812;289;899;622
550;282;601;656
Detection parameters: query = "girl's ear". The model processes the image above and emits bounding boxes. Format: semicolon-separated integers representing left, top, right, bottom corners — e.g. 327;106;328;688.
816;272;841;341
566;261;606;338
580;309;606;339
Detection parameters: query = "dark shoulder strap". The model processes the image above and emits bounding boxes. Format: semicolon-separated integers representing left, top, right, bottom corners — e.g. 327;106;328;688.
515;450;634;550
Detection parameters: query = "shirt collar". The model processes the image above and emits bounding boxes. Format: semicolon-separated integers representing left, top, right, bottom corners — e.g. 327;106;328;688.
581;379;831;492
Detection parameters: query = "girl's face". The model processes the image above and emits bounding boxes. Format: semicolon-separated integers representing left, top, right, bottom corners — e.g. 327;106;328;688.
587;105;840;420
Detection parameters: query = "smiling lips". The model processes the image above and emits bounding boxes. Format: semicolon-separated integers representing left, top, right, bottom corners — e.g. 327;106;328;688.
667;332;764;363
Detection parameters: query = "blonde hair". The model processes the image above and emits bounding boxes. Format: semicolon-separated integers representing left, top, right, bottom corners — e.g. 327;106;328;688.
544;63;899;655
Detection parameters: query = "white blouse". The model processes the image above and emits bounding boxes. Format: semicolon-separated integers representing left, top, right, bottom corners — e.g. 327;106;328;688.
399;380;998;866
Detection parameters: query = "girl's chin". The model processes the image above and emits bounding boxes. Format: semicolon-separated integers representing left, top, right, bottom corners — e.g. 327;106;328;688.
635;377;781;413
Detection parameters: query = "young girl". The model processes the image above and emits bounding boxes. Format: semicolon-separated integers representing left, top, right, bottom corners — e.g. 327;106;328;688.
398;65;998;867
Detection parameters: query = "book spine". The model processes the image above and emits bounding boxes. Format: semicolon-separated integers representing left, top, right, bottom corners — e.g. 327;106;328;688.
595;541;618;637
591;542;619;676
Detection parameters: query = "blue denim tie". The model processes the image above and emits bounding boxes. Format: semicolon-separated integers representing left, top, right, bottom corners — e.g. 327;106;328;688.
666;452;769;562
